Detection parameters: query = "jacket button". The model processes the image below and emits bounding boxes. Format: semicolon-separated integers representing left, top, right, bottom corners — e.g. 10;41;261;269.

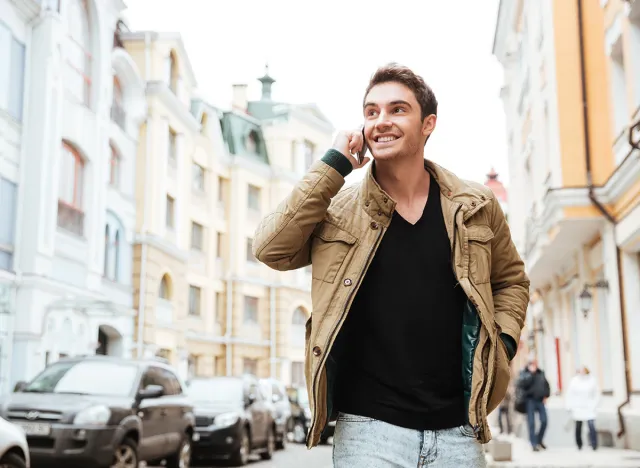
370;222;379;230
383;197;388;203
365;200;370;207
343;278;352;286
377;211;383;216
471;201;476;207
312;346;322;357
448;191;452;196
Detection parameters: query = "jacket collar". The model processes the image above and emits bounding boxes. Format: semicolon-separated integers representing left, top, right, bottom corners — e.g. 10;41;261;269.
358;159;490;226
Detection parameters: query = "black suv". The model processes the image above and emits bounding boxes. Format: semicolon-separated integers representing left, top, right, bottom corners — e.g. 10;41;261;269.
1;356;195;468
189;375;275;466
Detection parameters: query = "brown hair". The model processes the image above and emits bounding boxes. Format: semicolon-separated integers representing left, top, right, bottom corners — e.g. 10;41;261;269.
364;63;438;120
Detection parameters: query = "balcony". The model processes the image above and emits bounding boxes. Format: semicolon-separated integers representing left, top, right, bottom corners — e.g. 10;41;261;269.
155;299;173;327
57;201;84;237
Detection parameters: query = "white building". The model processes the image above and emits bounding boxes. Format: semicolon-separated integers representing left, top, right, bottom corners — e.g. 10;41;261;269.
0;0;146;393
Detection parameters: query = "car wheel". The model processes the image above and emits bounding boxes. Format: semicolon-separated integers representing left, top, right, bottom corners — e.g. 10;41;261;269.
260;426;275;460
230;427;250;466
165;436;192;468
110;438;138;468
0;452;27;468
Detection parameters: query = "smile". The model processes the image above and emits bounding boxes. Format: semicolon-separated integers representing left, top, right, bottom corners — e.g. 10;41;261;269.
375;135;400;143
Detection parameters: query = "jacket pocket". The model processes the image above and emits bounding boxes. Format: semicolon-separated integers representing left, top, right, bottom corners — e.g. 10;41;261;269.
311;223;357;283
467;224;494;284
487;338;511;415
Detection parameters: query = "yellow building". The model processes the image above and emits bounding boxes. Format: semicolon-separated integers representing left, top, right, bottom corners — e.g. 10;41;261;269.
494;0;640;449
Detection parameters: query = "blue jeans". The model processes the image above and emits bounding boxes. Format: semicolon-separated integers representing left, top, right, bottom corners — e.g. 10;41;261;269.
332;412;486;467
575;420;597;449
526;399;547;448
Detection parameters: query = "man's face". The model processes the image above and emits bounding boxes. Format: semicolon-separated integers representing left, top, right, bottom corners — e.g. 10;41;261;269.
528;361;538;372
363;81;436;162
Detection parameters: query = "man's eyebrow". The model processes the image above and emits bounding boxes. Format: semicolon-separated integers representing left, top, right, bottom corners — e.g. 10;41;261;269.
363;100;413;108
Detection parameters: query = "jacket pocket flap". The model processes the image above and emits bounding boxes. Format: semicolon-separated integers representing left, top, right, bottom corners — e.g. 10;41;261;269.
467;224;494;243
314;223;357;244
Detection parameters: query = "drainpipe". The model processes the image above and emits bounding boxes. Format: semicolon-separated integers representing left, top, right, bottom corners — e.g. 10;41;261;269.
135;32;151;359
577;0;632;445
225;197;234;376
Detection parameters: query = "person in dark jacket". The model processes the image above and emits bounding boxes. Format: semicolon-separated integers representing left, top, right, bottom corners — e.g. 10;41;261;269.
518;359;550;451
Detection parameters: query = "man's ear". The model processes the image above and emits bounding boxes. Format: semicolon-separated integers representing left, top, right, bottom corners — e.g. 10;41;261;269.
422;114;437;139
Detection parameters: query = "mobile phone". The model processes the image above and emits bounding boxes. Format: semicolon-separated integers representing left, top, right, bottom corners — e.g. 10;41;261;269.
357;127;369;164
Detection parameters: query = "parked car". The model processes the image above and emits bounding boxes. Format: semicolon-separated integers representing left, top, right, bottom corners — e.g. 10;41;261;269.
0;355;194;468
189;375;275;466
259;378;291;449
286;386;334;444
0;416;29;468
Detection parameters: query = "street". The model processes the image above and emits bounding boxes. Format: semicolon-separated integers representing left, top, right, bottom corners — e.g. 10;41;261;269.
146;443;333;468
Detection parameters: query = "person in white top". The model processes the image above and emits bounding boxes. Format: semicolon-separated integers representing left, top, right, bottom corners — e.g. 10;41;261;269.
566;366;600;450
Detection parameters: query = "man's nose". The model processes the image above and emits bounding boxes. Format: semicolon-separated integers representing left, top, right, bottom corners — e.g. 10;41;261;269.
374;113;392;131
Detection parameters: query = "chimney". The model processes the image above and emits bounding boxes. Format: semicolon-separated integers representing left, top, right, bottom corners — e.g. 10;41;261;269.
231;83;248;112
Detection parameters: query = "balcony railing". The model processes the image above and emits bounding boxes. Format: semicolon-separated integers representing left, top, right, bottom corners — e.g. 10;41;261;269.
57;201;84;236
110;104;126;130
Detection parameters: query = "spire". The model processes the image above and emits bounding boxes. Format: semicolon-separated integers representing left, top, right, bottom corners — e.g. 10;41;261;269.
487;167;499;180
258;63;275;101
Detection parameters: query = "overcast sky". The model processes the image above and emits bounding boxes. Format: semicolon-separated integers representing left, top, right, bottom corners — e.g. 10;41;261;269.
124;0;509;186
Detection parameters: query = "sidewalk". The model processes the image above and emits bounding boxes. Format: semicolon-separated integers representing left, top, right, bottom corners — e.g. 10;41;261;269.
485;435;640;468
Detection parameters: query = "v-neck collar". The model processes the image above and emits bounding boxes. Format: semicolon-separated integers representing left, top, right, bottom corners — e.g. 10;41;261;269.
393;176;439;227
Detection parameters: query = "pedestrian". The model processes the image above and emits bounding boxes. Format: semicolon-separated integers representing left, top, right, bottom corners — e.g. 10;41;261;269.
498;385;513;435
566;366;599;451
518;359;550;451
252;63;530;468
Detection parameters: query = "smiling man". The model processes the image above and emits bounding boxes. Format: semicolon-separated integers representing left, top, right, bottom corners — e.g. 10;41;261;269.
252;63;529;467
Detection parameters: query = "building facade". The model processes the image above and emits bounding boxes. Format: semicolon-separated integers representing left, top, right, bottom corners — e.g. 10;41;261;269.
0;0;147;393
494;0;640;449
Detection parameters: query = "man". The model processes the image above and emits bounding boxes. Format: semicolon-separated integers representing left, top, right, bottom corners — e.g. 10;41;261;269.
518;360;550;451
253;63;529;467
498;385;513;435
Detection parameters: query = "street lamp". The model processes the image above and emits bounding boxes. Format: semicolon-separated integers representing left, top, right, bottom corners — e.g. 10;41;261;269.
578;280;609;318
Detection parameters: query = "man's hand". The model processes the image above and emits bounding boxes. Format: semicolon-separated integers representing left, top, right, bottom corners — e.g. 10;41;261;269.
332;129;370;170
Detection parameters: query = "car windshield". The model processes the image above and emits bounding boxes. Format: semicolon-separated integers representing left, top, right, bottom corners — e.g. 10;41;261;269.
188;378;243;403
23;360;138;397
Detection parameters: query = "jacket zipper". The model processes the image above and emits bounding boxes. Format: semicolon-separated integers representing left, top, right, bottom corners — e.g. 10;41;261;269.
307;227;385;444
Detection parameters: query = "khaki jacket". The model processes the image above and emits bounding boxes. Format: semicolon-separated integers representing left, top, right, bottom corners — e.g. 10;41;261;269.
253;158;529;447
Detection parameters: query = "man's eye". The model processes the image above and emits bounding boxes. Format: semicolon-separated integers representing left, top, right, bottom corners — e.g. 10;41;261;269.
367;110;378;117
394;107;404;113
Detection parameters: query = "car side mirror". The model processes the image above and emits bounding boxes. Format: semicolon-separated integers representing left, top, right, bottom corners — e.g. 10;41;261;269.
13;381;27;392
138;384;164;401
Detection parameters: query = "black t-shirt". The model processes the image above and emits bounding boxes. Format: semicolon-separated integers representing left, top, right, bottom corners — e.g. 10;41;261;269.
333;176;467;430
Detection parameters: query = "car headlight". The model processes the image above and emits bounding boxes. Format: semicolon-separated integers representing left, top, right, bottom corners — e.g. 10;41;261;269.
73;405;111;426
214;412;239;428
304;408;312;420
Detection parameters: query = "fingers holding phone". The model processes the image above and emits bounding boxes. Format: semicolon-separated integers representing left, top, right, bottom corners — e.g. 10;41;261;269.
331;128;370;170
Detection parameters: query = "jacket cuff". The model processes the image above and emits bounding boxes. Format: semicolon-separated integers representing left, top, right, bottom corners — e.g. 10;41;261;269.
500;333;517;361
321;149;353;178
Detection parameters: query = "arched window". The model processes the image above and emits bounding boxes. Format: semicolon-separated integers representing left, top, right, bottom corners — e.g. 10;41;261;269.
58;142;85;236
291;307;308;348
114;230;120;281
111;76;125;129
109;143;120;187
165;51;178;93
65;0;92;106
103;225;109;277
159;274;171;300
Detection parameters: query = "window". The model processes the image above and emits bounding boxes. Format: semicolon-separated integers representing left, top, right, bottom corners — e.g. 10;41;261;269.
168;128;177;163
111;76;125;129
0;178;18;271
291;307;307;348
216;232;223;258
192;163;205;192
243;358;258;376
109;143;119;187
103;225;109;277
217;176;226;202
104;214;124;282
64;0;92;106
191;222;204;251
58;142;85;236
248;184;260;211
159;274;171;299
291;362;304;387
0;24;26;121
303;140;315;170
114;231;120;281
165;51;178;93
189;285;201;316
244;296;258;324
215;292;224;323
246;238;256;263
166;195;175;229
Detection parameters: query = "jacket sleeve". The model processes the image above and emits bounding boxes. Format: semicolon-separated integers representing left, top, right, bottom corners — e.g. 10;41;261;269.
489;197;530;348
252;150;351;271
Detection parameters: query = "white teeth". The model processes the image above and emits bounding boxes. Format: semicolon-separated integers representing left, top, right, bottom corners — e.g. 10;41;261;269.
377;136;397;142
